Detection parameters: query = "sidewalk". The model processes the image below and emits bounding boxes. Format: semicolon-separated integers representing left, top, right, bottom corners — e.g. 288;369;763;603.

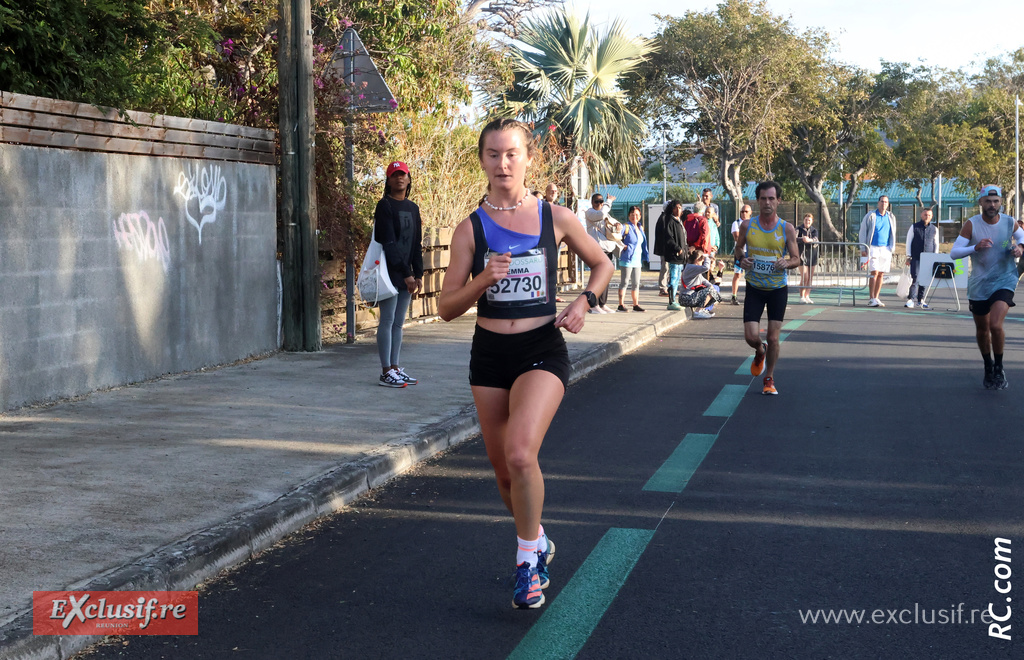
0;281;690;659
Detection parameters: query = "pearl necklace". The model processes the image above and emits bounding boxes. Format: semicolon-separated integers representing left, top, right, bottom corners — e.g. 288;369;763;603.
482;192;531;212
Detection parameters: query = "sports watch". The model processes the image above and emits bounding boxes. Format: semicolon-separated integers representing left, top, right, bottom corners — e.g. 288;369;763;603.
582;290;598;308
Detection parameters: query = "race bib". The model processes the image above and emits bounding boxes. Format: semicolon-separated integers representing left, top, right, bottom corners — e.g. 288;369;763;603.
485;249;549;308
751;255;777;274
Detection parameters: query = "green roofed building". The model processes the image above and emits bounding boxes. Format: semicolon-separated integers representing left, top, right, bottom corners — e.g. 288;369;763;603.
595;179;988;247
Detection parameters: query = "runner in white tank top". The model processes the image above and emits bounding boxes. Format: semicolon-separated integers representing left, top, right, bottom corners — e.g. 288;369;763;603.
950;185;1024;389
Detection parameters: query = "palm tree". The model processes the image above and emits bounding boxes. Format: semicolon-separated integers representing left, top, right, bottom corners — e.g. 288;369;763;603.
491;9;653;187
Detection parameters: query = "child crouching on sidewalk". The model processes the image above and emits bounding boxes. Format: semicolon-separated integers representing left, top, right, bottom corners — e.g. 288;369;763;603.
679;249;722;319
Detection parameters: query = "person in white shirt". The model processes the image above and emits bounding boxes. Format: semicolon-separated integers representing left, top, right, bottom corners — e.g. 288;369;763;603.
949;185;1024;389
859;196;897;307
730;204;751;305
583;194;624;313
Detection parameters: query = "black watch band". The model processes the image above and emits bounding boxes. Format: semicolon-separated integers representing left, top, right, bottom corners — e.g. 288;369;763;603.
582;290;598;308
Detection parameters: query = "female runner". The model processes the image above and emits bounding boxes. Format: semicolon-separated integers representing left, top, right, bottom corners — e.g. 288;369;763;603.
439;118;612;609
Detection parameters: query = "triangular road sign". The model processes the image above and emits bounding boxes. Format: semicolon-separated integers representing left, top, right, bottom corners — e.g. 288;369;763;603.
324;28;397;113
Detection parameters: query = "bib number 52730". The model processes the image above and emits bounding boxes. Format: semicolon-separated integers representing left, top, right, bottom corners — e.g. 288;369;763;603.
484;249;548;308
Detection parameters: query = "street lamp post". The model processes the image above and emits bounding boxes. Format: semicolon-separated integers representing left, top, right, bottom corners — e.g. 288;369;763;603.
1016;95;1020;221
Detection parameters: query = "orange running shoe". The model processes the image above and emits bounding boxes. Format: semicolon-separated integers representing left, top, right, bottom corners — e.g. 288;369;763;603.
751;341;767;376
762;376;778;395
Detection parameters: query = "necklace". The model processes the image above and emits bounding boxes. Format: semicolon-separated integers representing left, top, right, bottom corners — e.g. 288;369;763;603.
482;192;530;212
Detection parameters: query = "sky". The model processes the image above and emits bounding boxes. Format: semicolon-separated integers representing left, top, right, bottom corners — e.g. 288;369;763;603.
573;0;1023;74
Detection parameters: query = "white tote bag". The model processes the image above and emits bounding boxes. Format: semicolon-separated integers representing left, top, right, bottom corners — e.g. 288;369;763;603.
356;238;399;306
896;265;911;299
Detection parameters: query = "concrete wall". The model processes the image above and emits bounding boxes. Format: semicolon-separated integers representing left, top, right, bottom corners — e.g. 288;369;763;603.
0;144;278;412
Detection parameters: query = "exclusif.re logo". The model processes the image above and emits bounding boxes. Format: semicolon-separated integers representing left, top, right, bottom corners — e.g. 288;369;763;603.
33;591;198;636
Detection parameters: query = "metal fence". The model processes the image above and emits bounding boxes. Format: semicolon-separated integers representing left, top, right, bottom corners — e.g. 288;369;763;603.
707;201;971;255
801;242;870;305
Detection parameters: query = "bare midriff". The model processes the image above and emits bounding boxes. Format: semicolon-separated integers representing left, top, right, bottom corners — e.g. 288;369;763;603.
476;314;556;335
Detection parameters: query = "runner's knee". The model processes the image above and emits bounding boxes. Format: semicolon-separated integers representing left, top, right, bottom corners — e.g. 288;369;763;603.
504;446;540;475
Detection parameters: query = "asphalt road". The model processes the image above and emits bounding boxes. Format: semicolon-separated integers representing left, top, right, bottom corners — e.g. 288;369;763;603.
78;299;1024;660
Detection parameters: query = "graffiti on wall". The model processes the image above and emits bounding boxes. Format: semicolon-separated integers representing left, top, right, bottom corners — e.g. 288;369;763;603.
112;211;171;272
173;163;228;244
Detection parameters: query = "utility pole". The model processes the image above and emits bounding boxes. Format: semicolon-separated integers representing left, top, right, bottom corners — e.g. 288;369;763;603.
279;0;321;351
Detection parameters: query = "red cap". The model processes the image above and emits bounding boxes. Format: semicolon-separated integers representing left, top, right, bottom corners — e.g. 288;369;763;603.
386;161;410;177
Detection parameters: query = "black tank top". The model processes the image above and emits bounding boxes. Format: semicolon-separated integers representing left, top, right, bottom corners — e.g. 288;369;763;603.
470;201;559;320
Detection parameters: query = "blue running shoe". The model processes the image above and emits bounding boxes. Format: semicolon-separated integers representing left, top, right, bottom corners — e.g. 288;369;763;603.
512;562;545;609
536;537;555;589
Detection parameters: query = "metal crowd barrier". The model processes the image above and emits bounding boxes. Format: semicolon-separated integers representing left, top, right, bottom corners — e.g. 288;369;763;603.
802;241;870;305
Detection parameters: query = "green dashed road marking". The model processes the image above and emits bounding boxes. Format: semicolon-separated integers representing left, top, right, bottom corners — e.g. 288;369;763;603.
643;433;718;493
514;298;827;658
704;384;747;417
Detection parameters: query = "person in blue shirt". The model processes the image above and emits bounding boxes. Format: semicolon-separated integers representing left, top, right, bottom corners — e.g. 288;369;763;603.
617;205;647;311
858;195;897;307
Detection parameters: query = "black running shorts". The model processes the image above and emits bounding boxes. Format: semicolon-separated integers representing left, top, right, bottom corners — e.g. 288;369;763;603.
469;322;570;390
743;285;788;324
969;289;1015;316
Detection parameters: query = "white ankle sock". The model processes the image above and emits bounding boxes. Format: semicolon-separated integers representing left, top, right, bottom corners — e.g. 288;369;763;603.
537;524;548;554
517;536;539;568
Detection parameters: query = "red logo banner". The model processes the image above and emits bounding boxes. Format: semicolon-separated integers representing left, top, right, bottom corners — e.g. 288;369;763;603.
33;591;198;635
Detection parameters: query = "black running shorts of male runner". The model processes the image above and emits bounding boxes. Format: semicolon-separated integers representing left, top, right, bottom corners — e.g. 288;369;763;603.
469;322;570;390
743;285;788;324
968;289;1015;316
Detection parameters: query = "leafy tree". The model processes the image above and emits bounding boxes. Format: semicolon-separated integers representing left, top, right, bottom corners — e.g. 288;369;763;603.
666;183;700;203
630;0;822;216
464;0;564;38
969;48;1024;214
142;1;279;125
779;63;895;239
0;0;162;107
490;8;653;188
884;64;995;209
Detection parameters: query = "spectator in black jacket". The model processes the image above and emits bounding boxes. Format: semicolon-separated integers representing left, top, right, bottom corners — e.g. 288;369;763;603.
662;200;687;311
374;161;424;388
654;206;669;296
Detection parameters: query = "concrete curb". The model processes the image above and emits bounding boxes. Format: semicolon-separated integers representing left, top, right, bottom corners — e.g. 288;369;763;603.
0;312;689;660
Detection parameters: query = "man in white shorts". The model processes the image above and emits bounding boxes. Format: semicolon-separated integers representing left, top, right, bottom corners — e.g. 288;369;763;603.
949;185;1024;389
859;195;897;306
